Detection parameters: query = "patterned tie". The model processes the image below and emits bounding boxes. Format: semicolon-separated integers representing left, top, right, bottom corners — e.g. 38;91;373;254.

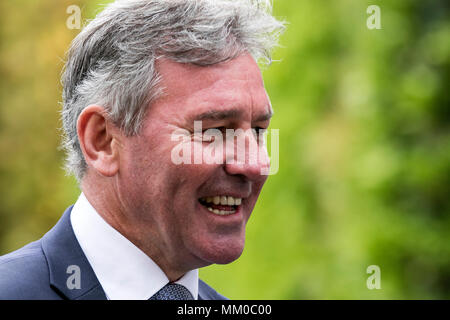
149;283;194;300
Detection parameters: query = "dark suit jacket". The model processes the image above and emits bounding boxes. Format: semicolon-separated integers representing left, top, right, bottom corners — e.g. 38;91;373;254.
0;206;227;300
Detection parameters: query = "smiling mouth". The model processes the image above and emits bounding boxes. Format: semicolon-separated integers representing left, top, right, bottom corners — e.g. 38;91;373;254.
198;196;242;216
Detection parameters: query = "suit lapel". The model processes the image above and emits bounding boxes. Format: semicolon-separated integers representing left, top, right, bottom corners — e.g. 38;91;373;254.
197;289;204;300
41;206;107;300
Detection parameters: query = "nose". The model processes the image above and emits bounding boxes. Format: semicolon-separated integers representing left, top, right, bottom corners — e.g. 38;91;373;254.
224;129;270;181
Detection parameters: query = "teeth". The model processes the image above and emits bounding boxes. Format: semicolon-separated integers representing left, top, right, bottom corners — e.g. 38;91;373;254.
199;195;243;215
220;196;227;205
207;207;234;215
201;196;243;206
213;208;235;216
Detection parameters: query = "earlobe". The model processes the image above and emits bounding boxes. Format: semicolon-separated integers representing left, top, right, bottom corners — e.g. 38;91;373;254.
77;105;120;177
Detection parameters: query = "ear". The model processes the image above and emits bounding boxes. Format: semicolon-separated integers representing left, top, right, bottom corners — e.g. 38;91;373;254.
77;105;121;177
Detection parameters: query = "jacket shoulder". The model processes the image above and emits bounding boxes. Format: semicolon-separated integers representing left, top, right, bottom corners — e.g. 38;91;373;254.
0;240;59;299
198;279;228;300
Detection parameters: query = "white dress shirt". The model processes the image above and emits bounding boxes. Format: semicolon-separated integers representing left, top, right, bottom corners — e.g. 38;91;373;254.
70;193;198;300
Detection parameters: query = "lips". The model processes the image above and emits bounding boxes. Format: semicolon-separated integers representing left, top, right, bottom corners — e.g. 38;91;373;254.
198;196;243;215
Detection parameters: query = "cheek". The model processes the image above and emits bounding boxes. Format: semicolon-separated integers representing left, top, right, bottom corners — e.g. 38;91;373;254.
247;180;267;209
118;139;171;203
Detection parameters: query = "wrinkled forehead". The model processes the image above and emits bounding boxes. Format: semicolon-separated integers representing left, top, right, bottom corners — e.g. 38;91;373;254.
153;54;271;121
156;54;265;98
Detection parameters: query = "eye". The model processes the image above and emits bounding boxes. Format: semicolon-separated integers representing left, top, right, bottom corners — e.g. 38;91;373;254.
203;126;226;133
201;127;226;142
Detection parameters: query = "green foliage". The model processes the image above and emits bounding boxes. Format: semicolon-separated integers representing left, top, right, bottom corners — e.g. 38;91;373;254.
0;0;448;299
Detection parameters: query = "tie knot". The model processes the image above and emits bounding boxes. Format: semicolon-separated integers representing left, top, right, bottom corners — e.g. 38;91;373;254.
150;283;194;300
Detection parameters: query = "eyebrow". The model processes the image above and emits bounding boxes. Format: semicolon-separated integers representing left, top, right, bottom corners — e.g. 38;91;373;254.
193;108;273;122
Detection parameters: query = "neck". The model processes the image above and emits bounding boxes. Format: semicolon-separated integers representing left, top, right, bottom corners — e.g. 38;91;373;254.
80;175;192;282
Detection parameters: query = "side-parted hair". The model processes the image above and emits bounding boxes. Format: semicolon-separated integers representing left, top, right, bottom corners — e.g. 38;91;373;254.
61;0;286;181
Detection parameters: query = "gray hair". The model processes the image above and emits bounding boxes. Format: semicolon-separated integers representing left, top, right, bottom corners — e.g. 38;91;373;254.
61;0;286;181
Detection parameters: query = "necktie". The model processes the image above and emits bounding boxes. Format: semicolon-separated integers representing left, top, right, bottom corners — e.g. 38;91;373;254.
149;283;194;300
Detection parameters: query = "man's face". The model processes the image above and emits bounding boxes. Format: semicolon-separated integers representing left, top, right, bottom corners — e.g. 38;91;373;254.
116;54;271;273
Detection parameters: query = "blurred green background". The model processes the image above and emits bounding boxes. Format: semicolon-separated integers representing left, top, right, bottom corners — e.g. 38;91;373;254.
0;0;449;299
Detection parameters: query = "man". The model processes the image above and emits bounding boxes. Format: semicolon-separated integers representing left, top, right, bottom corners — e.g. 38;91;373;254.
0;0;284;299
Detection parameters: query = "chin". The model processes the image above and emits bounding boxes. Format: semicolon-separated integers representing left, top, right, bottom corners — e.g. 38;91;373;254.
193;236;246;266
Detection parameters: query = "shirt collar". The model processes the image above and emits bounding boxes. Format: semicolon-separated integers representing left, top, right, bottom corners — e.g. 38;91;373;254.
70;192;199;300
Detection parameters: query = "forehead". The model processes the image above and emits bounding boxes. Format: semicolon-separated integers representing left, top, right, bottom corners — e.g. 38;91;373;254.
153;54;271;122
